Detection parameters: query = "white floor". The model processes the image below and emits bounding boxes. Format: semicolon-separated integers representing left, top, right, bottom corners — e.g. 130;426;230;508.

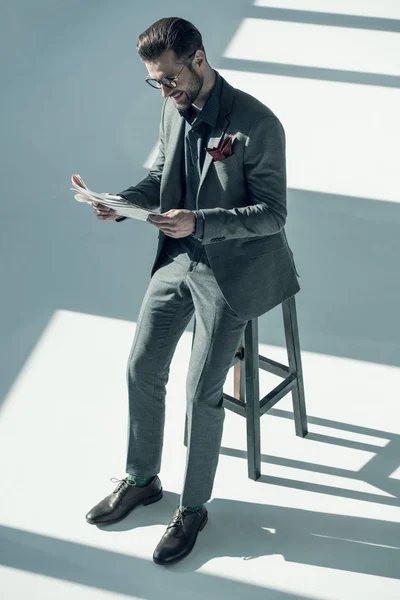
1;309;399;599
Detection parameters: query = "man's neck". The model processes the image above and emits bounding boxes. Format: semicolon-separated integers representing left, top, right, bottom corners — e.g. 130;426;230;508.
192;68;216;111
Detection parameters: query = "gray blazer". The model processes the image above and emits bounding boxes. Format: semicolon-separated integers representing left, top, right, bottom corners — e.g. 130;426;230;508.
118;71;300;320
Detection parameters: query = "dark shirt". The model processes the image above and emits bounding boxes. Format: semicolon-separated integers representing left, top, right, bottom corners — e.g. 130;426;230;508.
184;69;222;236
164;69;222;259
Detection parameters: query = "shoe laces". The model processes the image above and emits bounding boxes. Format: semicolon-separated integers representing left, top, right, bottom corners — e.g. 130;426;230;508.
168;507;199;529
168;508;185;529
110;476;136;493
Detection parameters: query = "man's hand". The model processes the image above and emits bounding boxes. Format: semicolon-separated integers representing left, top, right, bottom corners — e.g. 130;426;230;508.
147;209;195;238
92;201;118;221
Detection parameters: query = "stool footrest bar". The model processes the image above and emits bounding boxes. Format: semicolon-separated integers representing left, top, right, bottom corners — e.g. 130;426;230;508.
259;355;290;378
260;373;297;414
223;393;246;416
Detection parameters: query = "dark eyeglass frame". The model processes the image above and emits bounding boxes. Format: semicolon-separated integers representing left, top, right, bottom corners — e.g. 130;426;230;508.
145;51;196;89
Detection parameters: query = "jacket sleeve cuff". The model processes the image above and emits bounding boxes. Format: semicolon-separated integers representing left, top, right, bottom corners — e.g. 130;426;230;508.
191;210;205;241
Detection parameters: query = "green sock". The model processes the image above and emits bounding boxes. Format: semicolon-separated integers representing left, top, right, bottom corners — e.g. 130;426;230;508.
127;474;154;487
179;504;203;512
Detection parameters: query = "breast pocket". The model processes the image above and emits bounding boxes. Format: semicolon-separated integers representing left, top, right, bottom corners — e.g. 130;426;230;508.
211;154;240;191
213;153;238;173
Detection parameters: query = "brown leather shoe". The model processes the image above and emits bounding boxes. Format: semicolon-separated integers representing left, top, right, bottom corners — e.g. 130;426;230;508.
85;476;163;525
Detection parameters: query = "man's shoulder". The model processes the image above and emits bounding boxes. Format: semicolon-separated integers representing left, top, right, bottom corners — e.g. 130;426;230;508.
231;86;279;126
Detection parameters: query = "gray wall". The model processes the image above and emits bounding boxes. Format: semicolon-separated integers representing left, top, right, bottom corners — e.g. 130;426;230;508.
1;0;399;409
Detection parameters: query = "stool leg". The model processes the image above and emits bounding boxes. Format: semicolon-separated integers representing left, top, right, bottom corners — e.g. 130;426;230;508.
233;331;245;400
282;297;308;437
233;362;240;399
244;319;261;481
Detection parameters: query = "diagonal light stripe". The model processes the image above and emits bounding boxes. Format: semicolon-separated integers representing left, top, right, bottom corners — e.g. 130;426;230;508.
217;69;400;203
254;0;400;20
224;19;400;76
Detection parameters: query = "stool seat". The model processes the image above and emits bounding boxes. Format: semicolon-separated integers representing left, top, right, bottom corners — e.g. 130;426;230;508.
184;295;308;481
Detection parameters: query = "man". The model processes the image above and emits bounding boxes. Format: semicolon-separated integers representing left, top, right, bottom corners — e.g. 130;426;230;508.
86;17;300;566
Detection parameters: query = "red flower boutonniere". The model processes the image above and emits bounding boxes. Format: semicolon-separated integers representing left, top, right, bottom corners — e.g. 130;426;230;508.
206;134;233;161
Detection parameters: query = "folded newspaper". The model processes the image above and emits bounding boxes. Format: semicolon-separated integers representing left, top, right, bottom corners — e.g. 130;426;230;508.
70;174;158;221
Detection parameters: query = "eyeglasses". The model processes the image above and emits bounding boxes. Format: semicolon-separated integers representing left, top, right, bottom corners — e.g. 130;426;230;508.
145;51;196;89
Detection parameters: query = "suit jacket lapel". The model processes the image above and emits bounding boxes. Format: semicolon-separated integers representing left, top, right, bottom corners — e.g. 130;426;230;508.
197;116;229;191
160;113;185;209
196;76;235;205
161;73;235;210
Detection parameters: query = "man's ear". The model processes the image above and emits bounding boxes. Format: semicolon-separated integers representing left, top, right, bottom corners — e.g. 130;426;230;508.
194;50;206;69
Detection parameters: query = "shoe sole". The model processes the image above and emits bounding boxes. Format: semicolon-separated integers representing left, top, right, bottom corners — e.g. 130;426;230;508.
86;488;163;526
152;511;208;566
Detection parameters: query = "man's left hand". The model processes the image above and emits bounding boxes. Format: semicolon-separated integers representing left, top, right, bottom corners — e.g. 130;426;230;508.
147;209;195;238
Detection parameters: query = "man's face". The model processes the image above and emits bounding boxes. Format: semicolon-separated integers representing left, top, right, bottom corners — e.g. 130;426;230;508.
145;49;204;112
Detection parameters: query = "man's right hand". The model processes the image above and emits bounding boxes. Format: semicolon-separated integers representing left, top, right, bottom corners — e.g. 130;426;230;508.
92;201;118;221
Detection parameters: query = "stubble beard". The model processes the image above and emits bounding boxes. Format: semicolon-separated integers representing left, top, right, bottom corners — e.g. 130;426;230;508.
174;68;204;113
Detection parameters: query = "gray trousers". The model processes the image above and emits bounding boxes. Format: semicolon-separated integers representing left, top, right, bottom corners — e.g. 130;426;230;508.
125;238;248;507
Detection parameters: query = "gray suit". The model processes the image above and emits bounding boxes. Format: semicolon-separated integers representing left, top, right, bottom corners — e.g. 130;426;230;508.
119;72;300;320
118;72;300;507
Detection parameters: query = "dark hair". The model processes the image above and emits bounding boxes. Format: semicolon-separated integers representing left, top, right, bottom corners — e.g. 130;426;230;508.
137;17;206;64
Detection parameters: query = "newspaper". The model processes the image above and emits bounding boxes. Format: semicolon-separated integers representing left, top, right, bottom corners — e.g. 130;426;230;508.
70;174;158;221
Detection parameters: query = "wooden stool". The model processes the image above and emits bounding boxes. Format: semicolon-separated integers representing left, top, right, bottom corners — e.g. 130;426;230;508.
183;295;308;480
